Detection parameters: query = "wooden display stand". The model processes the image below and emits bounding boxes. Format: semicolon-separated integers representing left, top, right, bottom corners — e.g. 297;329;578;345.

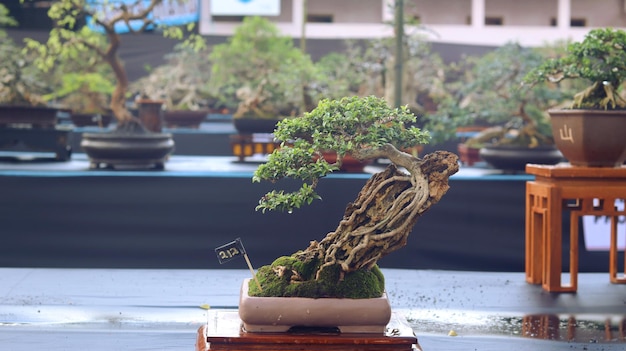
230;134;280;162
0;125;73;161
525;164;626;292
196;311;421;351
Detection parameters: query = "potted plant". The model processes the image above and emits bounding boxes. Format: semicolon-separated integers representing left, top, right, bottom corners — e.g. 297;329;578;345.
0;6;59;127
426;43;573;171
237;96;459;332
60;74;114;128
524;27;626;167
0;5;72;161
131;43;214;129
209;16;315;135
24;0;202;169
36;30;117;129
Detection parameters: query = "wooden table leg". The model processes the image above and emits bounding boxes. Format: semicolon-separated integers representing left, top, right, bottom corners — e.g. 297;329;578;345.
568;212;580;291
526;182;547;285
610;215;626;283
525;183;538;283
542;186;576;293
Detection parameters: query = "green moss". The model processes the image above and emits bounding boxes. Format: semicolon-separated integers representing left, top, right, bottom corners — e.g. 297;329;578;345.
248;255;385;299
334;266;384;298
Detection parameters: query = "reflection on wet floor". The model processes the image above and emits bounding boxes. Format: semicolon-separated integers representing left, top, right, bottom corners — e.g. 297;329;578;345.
522;314;626;343
406;311;626;344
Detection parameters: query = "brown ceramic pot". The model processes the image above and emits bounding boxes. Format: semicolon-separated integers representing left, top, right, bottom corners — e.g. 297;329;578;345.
549;109;626;167
238;279;392;333
164;110;208;129
81;131;174;170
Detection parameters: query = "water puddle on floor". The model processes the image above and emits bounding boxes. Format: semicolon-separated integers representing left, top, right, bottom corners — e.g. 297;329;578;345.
404;310;626;343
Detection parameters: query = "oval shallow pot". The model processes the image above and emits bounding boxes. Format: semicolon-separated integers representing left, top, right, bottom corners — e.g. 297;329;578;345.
81;131;174;170
233;117;282;134
549;109;626;167
0;105;59;128
238;279;392;334
164;110;208;129
479;144;563;172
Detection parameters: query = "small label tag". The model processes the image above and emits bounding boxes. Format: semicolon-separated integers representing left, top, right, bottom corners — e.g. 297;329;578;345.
215;238;246;264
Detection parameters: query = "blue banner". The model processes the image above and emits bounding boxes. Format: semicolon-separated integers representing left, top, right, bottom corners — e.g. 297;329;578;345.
86;0;199;34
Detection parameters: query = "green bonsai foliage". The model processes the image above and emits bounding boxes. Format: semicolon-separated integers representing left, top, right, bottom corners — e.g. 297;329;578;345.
308;50;368;102
427;43;572;148
420;58;476;144
524;27;626;110
323;30;446;117
47;72;115;114
131;43;217;111
254;96;430;213
24;0;202;132
209;16;315;119
0;5;53;106
251;96;459;298
42;46;116;115
0;4;16;28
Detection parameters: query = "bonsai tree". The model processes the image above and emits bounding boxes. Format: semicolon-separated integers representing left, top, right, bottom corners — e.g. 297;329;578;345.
249;96;459;298
524;27;626;110
43;46;116;116
523;27;626;167
48;71;114;115
24;0;203;132
420;57;478;145
308;50;370;102
131;42;218;112
322;27;446;119
0;3;14;28
426;42;573;149
209;16;315;119
0;5;54;107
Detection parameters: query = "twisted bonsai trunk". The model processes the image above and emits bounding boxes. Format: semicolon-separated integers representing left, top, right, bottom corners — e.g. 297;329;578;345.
295;149;459;280
102;22;146;133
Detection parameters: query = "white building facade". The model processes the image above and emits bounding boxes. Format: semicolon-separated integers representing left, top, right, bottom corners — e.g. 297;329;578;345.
199;0;626;47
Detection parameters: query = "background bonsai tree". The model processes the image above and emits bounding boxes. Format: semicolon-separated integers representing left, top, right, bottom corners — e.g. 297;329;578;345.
420;57;477;145
43;46;116;116
307;49;370;102
524;27;626;110
0;5;54;107
250;96;459;298
322;28;446;119
0;3;14;28
209;16;315;119
130;42;217;112
426;42;573;148
25;0;202;132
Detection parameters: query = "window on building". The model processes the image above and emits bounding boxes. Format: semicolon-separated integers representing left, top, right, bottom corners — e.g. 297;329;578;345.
485;17;503;26
212;16;245;22
550;18;587;27
307;14;333;23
